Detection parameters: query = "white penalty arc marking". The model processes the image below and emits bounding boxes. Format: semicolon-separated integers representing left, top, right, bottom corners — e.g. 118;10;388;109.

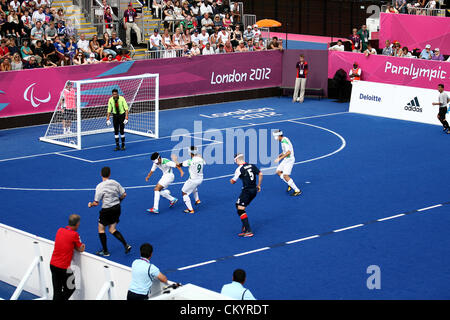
0;120;347;192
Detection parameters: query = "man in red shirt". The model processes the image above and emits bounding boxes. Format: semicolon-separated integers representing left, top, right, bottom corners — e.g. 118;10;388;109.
49;214;85;300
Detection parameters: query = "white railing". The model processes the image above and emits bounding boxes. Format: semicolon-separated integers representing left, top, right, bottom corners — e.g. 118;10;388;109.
145;48;184;59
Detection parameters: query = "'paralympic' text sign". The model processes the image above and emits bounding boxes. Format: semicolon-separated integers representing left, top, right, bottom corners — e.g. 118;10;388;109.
328;51;450;90
0;51;282;118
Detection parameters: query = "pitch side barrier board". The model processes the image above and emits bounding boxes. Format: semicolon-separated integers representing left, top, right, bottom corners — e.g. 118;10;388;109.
349;80;444;126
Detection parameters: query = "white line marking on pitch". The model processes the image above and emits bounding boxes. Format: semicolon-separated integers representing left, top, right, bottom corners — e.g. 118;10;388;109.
233;247;271;257
333;224;364;233
417;204;442;212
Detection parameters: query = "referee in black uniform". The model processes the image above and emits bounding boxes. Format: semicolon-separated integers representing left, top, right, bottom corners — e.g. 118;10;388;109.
88;166;132;256
432;84;450;133
230;153;263;238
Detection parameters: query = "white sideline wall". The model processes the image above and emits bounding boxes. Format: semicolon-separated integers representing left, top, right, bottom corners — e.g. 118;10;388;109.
349;80;444;126
0;223;229;300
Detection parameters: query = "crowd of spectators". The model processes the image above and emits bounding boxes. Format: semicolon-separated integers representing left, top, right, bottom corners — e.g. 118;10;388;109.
385;0;442;15
328;24;450;63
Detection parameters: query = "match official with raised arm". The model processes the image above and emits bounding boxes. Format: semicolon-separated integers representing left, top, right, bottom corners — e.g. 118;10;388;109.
106;89;129;151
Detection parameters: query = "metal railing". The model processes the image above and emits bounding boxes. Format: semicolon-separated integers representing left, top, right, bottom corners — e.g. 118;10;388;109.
145;48;184;59
243;14;256;29
382;3;446;16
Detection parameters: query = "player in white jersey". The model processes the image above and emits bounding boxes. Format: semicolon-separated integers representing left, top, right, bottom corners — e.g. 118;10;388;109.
145;152;184;214
171;146;205;214
273;130;302;196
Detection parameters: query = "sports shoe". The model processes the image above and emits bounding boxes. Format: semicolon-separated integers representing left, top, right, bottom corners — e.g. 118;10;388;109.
291;190;302;196
169;198;178;207
183;209;195;214
114;146;120;151
96;250;110;257
242;231;254;237
125;244;132;254
238;227;247;237
195;200;201;205
146;208;159;214
287;186;292;193
121;145;126;150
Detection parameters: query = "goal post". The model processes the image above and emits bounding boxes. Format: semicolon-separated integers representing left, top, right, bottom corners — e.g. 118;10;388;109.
39;73;159;150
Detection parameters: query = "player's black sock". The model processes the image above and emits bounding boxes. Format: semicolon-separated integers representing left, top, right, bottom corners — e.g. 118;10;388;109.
99;232;108;252
115;137;120;147
121;137;125;147
112;230;127;247
238;209;251;232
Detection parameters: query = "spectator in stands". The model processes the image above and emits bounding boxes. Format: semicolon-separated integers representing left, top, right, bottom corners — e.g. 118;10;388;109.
86;52;99;64
190;0;201;24
9;0;21;13
173;1;184;20
127;243;168;301
65;35;77;62
54;8;66;25
213;13;222;29
115;48;132;61
101;32;116;58
230;23;242;47
235;40;248;52
0;38;10;60
149;28;163;52
162;27;174;50
198;26;210;48
43;38;59;64
400;46;413;58
202;41;215;55
217;26;229;46
32;6;46;27
190;28;200;46
10;52;22;70
190;41;201;55
183;28;192;48
104;7;113;36
181;1;191;18
0;12;6;38
89;34;103;59
349;61;361;82
0;56;11;71
172;27;185;49
163;0;176;31
385;4;399;13
44;6;54;24
200;0;213;17
54;35;69;65
49;214;85;301
33;39;45;64
101;0;112;15
243;25;253;42
64;19;77;40
357;25;369;52
328;39;345;52
101;52;115;62
293;54;308;103
21;10;33;37
123;2;142;48
180;14;196;32
7;38;19;56
222;12;232;28
209;27;220;49
224;39;233;53
152;0;164;19
230;1;240;24
215;42;225;54
30;21;44;46
42;57;57;67
381;40;393;56
20;39;34;61
201;12;214;34
111;31;124;53
252;25;261;43
221;269;256;300
431;48;444;61
77;33;91;58
364;43;377;56
419;44;432;60
23;55;40;68
247;39;254;51
56;20;66;40
72;51;86;65
395;0;407;14
182;43;192;57
269;36;283;51
7;10;20;38
348;28;361;52
45;21;57;42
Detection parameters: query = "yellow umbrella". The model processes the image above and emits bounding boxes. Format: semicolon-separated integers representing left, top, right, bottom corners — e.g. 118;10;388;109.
255;19;282;28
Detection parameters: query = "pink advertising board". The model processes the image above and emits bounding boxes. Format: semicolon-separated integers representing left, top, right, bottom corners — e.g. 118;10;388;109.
379;12;450;55
328;51;450;90
0;50;282;118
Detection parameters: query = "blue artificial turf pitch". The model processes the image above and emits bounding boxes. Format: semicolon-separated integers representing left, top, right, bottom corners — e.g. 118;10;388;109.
1;96;449;299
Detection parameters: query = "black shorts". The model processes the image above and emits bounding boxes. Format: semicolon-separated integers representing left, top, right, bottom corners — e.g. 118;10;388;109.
62;108;76;121
99;204;121;226
236;188;257;207
438;107;447;119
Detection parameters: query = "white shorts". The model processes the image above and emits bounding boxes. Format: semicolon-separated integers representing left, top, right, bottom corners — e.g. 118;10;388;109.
276;157;295;176
182;178;202;195
158;173;175;188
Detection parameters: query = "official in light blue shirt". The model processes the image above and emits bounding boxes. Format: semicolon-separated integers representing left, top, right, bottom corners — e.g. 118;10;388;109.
127;243;168;300
220;269;256;300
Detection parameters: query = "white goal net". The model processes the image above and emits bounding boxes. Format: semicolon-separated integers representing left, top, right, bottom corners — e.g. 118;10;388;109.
39;73;159;149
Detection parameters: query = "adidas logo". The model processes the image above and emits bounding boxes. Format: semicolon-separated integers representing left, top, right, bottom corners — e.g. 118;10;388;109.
404;97;422;113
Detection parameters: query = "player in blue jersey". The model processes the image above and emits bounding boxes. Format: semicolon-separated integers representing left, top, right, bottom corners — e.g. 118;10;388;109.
230;153;263;237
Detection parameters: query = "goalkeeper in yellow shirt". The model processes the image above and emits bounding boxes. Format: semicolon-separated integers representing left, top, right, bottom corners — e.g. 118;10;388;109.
107;89;129;151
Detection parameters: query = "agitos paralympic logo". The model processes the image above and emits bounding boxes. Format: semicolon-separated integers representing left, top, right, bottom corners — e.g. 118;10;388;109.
23;83;51;108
